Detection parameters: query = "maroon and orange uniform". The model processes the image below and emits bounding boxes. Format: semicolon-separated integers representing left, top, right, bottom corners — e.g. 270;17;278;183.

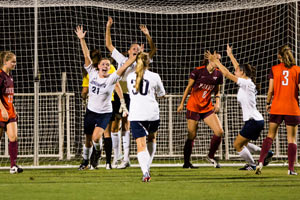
186;66;223;113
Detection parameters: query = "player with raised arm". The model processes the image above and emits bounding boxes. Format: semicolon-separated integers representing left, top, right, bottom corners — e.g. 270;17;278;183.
106;16;157;169
177;52;223;169
205;46;273;171
75;25;136;170
127;52;165;182
0;51;23;174
256;45;300;175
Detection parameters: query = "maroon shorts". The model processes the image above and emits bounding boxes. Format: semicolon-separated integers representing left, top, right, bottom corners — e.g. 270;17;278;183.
269;114;300;126
0;117;18;129
186;109;214;121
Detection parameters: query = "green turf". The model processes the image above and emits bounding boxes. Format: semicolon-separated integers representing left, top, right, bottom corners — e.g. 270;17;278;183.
0;167;299;200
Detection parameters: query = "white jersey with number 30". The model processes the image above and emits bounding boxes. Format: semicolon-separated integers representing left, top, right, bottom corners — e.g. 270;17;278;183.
127;70;166;121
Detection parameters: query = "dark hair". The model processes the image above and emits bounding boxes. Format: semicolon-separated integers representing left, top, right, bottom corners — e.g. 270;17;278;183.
278;45;295;69
240;63;260;90
91;49;102;69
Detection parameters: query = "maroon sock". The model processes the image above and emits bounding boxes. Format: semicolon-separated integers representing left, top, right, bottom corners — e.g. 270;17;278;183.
288;143;297;171
258;137;273;163
8;141;18;168
184;139;194;164
208;135;221;159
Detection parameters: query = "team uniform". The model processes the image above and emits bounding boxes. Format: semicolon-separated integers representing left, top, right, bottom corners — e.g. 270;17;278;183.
268;63;300;125
237;78;264;140
83;64;121;135
186;66;223;120
0;69;17;128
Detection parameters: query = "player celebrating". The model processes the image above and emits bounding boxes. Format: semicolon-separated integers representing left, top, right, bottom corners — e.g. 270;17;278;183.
177;52;223;169
256;45;300;175
205;46;273;171
75;25;136;170
127;52;165;182
0;51;23;174
106;16;157;169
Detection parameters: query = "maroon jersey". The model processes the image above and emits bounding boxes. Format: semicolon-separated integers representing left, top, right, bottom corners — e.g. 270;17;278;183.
0;69;16;121
187;66;223;113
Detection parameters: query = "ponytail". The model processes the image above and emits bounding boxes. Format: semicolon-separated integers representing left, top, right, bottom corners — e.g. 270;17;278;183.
135;52;149;92
279;45;295;69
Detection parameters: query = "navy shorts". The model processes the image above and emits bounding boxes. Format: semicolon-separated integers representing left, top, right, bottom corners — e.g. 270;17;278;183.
0;116;18;130
240;119;264;141
84;109;112;135
130;120;160;139
186;109;214;121
269;114;300;126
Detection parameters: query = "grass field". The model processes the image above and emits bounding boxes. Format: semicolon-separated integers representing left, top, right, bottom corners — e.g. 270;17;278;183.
0;166;299;200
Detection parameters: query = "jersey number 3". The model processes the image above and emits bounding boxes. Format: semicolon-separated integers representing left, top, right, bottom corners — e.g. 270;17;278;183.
282;70;289;86
131;79;149;96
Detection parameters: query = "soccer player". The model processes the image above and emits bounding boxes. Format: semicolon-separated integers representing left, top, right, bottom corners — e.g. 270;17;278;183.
177;52;223;169
127;52;165;182
75;25;136;170
256;45;300;175
0;51;23;174
205;46;273;171
106;16;157;169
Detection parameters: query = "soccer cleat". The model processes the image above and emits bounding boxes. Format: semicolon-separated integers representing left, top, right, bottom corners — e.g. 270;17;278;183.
239;164;256;171
183;162;199;169
255;162;263;175
10;165;23;174
78;159;89;170
288;170;298;175
112;159;119;169
106;163;112;170
142;172;151;182
117;160;131;169
206;156;221;168
263;150;274;166
90;149;101;169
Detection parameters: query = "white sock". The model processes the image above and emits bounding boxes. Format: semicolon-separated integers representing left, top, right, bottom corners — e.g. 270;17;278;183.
238;147;255;166
82;145;93;160
92;140;101;151
111;132;119;162
147;142;156;170
246;143;261;154
122;131;130;162
137;150;150;174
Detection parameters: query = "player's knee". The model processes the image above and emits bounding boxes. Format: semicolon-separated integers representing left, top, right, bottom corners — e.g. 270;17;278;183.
233;141;242;151
214;128;224;137
8;135;17;142
187;131;196;140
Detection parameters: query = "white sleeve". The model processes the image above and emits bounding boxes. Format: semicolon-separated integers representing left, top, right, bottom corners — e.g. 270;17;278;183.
111;48;126;67
155;74;166;97
84;63;97;74
107;72;121;85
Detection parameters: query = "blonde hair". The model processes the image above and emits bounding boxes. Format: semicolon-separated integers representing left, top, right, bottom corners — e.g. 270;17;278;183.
135;52;150;91
0;51;15;68
279;45;295;69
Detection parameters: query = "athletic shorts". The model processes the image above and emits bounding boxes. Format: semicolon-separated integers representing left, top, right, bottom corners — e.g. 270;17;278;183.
240;119;264;141
0;116;18;130
186;109;214;121
130;120;160;139
269;114;300;126
111;100;119;121
84;109;112;135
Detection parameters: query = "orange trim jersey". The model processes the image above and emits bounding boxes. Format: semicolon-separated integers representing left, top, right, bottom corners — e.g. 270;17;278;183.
186;66;223;113
269;63;300;116
0;69;16;121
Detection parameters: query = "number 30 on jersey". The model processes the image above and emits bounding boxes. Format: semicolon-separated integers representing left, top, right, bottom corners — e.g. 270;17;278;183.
131;79;149;96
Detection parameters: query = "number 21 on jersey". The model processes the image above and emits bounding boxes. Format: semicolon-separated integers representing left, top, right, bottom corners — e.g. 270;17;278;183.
282;70;289;86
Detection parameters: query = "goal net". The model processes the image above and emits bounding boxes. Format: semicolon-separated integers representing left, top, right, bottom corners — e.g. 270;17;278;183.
0;0;299;168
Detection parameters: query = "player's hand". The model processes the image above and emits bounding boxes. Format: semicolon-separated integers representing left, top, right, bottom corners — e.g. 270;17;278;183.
266;104;271;113
75;25;87;39
107;16;113;28
205;50;218;62
177;104;184;112
139;24;149;35
119;98;129;117
1;109;9;121
226;44;233;56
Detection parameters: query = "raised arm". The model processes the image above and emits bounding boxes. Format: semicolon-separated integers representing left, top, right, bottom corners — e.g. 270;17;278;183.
177;78;195;112
106;17;115;53
205;51;238;83
140;25;157;59
266;79;274;112
75;25;91;67
116;55;137;77
227;44;240;71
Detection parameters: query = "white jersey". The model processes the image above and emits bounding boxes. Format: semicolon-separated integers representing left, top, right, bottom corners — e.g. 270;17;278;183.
127;70;165;121
84;64;121;113
237;78;263;121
